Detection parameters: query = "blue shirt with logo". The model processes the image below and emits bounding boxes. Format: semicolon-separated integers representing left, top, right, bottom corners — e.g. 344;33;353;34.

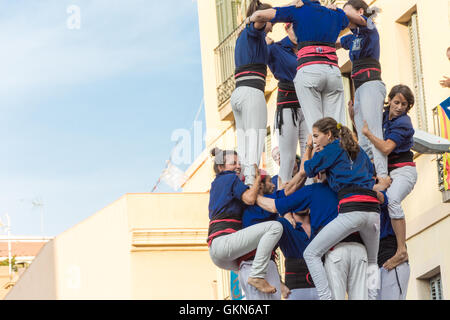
340;16;380;61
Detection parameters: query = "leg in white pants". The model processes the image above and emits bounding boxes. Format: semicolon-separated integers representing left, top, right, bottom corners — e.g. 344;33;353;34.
353;80;388;177
386;166;418;219
287;288;319;300
303;211;380;300
277;108;308;183
294;64;346;134
324;242;368;300
209;221;283;278
322;65;346;126
238;260;281;300
377;262;410;300
231;86;268;185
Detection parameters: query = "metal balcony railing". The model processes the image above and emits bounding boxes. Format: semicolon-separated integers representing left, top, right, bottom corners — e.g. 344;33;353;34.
214;21;245;109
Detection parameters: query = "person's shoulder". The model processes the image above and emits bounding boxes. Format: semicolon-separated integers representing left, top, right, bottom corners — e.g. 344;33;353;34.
394;113;413;128
325;139;342;151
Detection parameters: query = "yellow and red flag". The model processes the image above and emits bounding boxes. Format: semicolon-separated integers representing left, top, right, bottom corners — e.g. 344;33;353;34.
437;97;450;190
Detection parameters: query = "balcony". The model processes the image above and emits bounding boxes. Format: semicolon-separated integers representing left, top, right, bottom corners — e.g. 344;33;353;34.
214;22;243;118
214;22;275;121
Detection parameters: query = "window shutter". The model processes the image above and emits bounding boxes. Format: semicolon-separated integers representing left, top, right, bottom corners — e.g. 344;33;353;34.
430;274;443;300
408;12;428;131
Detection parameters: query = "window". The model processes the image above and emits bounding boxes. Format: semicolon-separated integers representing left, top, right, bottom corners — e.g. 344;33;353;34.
408;12;428;131
430;274;444;300
216;0;243;43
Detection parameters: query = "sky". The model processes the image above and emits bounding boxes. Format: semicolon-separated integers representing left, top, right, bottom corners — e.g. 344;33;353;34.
0;0;205;237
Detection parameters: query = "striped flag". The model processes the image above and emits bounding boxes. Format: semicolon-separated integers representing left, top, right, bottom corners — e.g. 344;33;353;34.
436;97;450;190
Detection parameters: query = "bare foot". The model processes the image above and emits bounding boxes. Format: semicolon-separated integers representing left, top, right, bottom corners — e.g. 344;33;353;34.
248;277;277;294
383;249;408;270
280;282;291;299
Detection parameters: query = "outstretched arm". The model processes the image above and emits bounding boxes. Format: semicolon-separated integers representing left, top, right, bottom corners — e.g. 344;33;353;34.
345;10;367;27
256;195;277;213
283;135;313;196
327;4;366;27
241;165;261;205
249;8;277;24
362;121;396;156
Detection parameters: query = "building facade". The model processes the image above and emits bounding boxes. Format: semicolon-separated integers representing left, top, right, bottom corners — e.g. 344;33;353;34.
184;0;450;300
5;0;450;300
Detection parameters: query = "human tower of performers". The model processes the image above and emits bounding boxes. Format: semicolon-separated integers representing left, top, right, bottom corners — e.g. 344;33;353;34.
207;0;417;300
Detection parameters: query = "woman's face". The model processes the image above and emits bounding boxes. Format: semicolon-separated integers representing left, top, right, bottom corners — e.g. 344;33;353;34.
219;154;241;173
312;127;332;150
272;148;280;166
261;176;275;194
388;93;409;119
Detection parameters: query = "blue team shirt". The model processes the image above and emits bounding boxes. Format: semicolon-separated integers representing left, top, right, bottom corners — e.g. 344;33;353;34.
271;175;279;193
234;22;269;68
383;110;415;154
267;36;297;82
340;16;380;61
208;171;249;219
303;140;375;193
379;191;394;239
242;191;283;228
275;183;339;259
271;3;349;44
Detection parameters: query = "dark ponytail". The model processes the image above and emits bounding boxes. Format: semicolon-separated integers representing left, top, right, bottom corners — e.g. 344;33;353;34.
210;147;238;175
246;0;272;18
313;117;360;161
344;0;379;18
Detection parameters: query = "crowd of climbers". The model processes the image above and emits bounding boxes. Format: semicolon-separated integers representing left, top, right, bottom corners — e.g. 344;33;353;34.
207;0;418;300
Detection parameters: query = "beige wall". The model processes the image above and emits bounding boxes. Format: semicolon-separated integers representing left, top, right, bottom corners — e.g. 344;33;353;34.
5;193;221;300
192;0;450;300
5;240;57;299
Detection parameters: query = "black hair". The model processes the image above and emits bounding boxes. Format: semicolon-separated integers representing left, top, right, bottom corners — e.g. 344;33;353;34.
246;0;272;18
386;84;415;113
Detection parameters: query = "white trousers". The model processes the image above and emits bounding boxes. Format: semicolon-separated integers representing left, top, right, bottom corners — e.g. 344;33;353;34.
238;260;281;300
353;80;387;177
293;64;346;133
303;211;380;300
377;262;410;300
275;107;308;183
209;221;283;278
231;86;267;186
287;288;319;300
324;242;368;300
386;166;418;219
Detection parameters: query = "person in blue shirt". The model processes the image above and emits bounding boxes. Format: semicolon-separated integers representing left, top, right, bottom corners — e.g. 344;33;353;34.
207;147;283;294
361;85;417;273
231;0;273;186
248;1;353;136
267;22;308;186
257;179;372;300
277;117;390;299
337;0;388;184
376;191;410;300
239;170;286;300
